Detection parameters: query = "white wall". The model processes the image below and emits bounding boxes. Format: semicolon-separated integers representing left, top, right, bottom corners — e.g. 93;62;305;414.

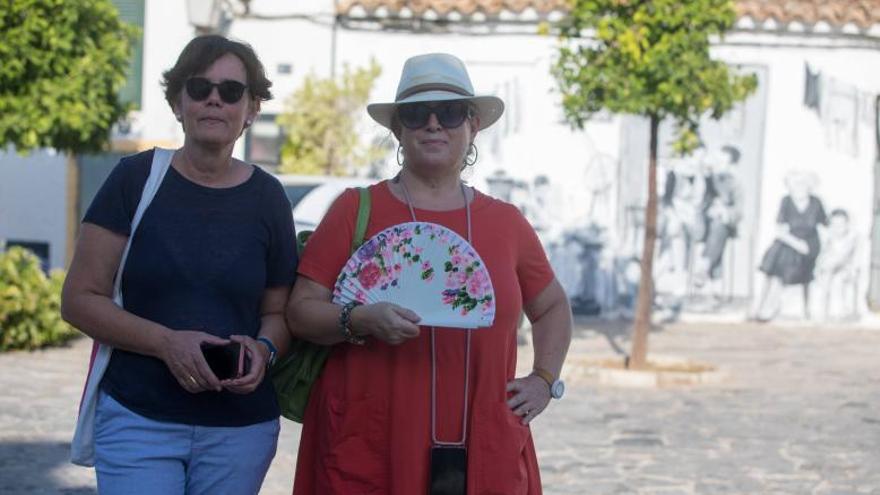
0;148;69;270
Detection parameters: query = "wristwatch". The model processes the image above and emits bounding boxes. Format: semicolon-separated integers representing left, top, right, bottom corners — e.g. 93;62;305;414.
532;367;565;399
256;336;278;367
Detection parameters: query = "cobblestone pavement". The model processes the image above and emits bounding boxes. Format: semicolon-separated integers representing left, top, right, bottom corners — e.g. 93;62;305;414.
1;320;878;494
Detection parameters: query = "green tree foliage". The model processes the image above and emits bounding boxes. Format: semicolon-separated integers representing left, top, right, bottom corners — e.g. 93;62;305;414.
0;0;137;154
278;60;383;176
553;0;757;368
0;247;77;351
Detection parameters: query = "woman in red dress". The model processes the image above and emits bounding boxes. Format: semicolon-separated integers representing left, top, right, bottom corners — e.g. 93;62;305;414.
285;53;573;494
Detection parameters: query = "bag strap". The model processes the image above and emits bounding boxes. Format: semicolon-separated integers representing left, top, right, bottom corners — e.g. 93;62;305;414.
351;187;371;253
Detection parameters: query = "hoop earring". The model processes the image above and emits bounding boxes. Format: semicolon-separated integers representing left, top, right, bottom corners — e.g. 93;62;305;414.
464;143;478;167
396;144;405;167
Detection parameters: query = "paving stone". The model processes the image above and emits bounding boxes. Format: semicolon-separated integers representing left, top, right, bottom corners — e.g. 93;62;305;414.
2;322;879;493
613;437;665;447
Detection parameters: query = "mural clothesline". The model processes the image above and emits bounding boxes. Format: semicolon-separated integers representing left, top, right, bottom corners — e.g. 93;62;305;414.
803;62;875;157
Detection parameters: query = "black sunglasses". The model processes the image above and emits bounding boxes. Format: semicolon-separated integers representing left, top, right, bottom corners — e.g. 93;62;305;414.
397;101;472;130
185;77;248;104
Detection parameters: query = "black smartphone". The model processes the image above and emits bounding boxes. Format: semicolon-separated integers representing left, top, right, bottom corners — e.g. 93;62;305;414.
201;342;250;380
429;445;467;495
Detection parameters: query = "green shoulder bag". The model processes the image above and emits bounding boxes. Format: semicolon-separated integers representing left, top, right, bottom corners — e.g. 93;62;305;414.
271;187;371;423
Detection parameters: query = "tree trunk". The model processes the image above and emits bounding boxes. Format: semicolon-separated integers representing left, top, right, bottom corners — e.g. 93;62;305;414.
65;152;80;268
629;115;659;369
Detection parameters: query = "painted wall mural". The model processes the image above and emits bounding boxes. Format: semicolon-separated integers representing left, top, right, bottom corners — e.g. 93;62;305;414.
475;62;874;324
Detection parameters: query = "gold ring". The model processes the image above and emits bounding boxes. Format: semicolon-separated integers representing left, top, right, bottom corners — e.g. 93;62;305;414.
187;375;197;385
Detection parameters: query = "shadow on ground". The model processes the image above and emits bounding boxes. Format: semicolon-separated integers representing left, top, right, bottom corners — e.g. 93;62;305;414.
0;441;96;494
573;316;667;356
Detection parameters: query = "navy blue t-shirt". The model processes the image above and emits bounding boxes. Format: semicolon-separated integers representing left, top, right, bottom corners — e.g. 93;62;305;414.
83;149;297;426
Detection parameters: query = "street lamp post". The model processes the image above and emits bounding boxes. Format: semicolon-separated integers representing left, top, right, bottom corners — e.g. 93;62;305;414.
186;0;228;34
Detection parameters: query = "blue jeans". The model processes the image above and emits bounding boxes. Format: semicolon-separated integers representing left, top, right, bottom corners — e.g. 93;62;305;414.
94;391;279;494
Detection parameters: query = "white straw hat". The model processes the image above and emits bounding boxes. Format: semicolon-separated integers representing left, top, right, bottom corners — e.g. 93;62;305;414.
367;53;504;131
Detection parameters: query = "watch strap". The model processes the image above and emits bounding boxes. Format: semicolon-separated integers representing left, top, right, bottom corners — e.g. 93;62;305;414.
256;336;278;367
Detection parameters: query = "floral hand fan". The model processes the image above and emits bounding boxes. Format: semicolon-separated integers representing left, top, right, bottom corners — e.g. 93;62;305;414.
332;222;495;329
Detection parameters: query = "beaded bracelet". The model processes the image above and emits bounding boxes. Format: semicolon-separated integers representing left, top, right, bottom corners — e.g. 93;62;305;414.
338;301;366;345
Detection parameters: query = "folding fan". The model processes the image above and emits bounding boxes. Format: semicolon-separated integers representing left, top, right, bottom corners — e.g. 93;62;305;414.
332;222;496;329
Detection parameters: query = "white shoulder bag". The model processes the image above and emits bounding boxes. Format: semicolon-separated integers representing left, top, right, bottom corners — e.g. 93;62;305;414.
70;148;174;466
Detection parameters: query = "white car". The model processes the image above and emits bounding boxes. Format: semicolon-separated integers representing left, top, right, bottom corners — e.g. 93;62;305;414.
276;174;373;233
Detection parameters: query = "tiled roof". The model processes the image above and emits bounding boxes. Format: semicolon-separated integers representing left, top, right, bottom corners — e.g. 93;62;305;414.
737;1;880;29
337;0;880;28
336;0;568;16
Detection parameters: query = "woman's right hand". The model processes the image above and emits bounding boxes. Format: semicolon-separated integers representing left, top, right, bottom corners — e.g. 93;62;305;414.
158;330;229;394
351;303;421;345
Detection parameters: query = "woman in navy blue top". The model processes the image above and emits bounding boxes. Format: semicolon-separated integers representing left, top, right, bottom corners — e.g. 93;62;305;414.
61;35;296;494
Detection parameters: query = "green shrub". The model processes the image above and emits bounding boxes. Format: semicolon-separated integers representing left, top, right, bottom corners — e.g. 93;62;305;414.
0;247;78;351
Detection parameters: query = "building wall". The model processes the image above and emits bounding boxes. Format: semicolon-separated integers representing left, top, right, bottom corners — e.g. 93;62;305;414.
0;149;69;270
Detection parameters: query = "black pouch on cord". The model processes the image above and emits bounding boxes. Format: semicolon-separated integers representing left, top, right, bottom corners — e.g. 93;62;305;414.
429;445;467;495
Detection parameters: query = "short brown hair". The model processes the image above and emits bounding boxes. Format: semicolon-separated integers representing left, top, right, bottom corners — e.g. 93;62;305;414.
162;35;272;108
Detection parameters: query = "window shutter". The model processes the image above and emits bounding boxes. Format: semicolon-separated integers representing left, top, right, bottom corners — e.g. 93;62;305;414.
112;0;145;109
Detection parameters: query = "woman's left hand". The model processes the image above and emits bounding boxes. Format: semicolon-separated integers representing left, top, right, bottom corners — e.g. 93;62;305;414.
506;375;551;425
221;335;268;394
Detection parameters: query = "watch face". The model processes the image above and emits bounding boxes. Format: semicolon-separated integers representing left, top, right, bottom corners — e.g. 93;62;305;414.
551;380;565;399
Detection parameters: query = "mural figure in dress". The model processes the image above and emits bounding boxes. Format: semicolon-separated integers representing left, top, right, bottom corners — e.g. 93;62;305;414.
752;170;828;321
